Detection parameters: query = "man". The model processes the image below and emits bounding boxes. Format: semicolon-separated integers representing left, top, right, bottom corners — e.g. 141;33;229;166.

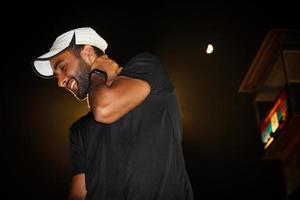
33;27;194;200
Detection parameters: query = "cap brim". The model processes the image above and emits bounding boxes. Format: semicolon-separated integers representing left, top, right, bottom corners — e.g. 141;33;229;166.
32;59;54;79
32;48;64;79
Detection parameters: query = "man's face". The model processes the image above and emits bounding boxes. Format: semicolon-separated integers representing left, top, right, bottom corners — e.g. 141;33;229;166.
50;50;91;100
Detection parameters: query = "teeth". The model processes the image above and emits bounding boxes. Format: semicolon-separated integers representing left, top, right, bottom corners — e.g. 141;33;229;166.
71;79;75;90
67;79;76;92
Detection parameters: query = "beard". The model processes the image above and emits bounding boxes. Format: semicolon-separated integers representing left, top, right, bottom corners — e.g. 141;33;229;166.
73;58;91;100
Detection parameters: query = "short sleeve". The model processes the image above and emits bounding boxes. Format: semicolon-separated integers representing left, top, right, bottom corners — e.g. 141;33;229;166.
69;122;86;176
120;53;174;95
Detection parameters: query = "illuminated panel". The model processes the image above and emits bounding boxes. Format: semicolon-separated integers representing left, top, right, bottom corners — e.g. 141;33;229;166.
260;90;289;149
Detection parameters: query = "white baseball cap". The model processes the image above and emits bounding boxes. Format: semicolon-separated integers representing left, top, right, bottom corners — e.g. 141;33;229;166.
33;27;108;78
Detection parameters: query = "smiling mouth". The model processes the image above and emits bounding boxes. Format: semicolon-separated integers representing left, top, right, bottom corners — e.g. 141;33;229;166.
66;78;78;94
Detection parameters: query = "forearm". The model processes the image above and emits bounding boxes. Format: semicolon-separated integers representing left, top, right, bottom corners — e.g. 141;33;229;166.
88;72;150;124
88;73;112;123
68;174;87;200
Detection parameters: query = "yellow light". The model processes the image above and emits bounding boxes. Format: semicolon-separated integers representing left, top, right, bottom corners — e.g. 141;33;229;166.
264;137;274;149
271;112;279;133
206;44;214;54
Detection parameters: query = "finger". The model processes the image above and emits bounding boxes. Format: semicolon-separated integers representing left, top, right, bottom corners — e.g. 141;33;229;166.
91;57;107;69
108;69;119;81
114;66;121;73
101;54;109;59
106;80;113;87
106;76;115;84
111;60;119;66
117;67;123;74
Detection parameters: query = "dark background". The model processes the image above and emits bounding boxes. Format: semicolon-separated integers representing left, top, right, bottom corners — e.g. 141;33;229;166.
1;2;299;199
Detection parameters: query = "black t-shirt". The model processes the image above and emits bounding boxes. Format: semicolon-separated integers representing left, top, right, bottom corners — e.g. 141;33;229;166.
69;53;194;200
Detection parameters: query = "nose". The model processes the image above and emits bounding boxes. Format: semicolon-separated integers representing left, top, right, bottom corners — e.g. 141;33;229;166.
57;74;68;88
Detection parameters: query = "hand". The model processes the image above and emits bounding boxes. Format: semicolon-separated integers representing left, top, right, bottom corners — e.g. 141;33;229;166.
91;54;123;86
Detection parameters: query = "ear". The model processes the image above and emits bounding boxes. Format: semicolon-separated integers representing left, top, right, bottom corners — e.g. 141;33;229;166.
80;45;97;65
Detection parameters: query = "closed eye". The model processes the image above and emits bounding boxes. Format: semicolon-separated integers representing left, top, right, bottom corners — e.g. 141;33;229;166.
55;63;66;75
60;64;66;72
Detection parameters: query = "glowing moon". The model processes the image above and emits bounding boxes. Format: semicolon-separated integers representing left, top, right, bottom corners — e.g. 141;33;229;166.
206;44;214;54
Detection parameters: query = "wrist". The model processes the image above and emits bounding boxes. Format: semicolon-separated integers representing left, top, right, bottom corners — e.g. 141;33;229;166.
90;69;107;81
89;70;107;88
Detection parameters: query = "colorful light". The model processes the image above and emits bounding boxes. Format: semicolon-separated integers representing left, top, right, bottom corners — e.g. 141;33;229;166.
260;90;289;149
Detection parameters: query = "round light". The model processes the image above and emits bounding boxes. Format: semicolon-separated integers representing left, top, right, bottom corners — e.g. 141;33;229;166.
206;44;214;54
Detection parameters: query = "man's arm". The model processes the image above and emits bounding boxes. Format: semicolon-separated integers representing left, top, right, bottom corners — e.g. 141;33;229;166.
88;73;151;124
68;174;87;200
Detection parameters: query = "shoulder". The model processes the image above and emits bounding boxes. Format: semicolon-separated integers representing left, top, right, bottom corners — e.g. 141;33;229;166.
70;111;94;132
120;52;174;95
125;52;162;68
130;52;159;60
